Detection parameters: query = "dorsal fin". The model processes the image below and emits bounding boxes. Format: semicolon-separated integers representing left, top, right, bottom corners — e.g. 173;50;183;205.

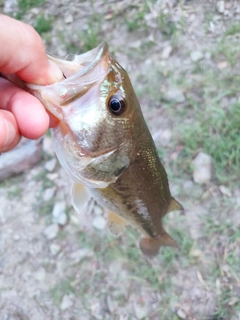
166;197;183;214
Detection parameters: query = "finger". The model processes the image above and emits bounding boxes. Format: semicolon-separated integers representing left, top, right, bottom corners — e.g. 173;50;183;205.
0;14;63;84
48;111;60;128
0;110;21;152
0;78;49;139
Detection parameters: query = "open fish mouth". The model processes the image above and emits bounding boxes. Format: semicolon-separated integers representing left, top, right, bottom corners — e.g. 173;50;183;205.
47;42;110;79
26;42;112;121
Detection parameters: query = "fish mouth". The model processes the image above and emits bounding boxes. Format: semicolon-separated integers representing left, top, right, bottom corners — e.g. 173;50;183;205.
26;42;112;121
48;42;110;79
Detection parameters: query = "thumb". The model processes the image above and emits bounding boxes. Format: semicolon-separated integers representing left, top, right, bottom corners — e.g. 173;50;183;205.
0;14;63;85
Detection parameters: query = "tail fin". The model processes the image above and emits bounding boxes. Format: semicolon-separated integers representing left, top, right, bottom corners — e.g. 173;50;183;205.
139;232;178;257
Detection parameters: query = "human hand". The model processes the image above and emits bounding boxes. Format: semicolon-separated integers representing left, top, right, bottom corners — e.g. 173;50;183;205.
0;14;63;153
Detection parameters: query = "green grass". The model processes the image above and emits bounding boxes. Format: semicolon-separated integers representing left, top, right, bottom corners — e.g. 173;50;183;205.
18;0;45;10
34;13;54;35
16;0;46;19
226;22;240;35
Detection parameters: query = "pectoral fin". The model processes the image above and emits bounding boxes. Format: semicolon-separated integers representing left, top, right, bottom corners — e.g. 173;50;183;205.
71;182;91;213
107;211;126;236
139;232;178;257
166;197;183;214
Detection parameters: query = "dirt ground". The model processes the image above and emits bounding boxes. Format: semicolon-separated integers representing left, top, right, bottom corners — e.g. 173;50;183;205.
0;1;240;319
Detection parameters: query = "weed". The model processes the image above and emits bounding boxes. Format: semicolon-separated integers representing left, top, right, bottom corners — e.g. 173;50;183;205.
156;12;177;37
18;0;45;11
226;22;240;36
16;0;45;19
34;13;54;35
125;8;147;32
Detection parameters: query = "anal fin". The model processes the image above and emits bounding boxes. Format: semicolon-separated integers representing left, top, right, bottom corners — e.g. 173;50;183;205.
166;197;183;214
107;211;126;236
71;182;91;213
139;232;178;257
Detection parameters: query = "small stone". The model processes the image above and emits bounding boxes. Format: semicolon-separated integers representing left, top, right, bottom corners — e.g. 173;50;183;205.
31;8;40;15
190;249;202;257
209;21;215;33
190;51;203;62
177;309;187;319
42;136;55;157
165;87;185;103
161;45;172;59
93;205;103;216
70;248;94;263
64;14;73;24
60;295;74;311
14;234;20;241
43;187;56;202
183;180;194;191
50;243;61;256
47;173;59;181
43;224;59;240
216;1;225;13
90;302;103;319
217;61;228;69
34;267;46;282
92;216;106;230
133;299;147;319
219;185;231;197
44;158;57;172
52;202;67;226
192;152;212;184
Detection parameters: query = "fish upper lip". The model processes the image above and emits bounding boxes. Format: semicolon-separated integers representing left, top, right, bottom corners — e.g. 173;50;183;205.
76;143;123;159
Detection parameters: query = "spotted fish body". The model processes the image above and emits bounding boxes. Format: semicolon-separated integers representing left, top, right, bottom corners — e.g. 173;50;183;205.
26;43;183;256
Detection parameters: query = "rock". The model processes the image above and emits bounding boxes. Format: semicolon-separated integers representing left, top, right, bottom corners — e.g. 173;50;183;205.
133;298;148;319
13;234;20;241
52;202;67;226
209;21;215;33
43;224;59;240
43;187;56;202
92;216;106;230
70;248;94;263
217;61;228;69
177;309;187;319
42;135;55;157
216;1;225;13
60;294;74;311
44;158;57;172
93;205;103;216
183;180;194;191
0;138;42;182
90;302;103;319
64;14;73;24
161;45;172;59
165;87;185;103
192;152;212;184
34;267;46;282
47;173;59;181
50;244;61;256
219;185;231;197
190;51;203;62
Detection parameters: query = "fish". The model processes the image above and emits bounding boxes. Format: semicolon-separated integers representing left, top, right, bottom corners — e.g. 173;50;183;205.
26;42;183;257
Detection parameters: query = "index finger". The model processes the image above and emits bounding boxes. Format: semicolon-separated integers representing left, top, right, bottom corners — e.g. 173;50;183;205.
0;14;62;85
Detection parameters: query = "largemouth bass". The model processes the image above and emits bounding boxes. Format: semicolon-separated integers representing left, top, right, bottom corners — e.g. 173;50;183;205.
27;43;183;256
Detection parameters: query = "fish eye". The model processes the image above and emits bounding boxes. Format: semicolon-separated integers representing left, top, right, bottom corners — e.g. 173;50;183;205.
108;95;125;115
